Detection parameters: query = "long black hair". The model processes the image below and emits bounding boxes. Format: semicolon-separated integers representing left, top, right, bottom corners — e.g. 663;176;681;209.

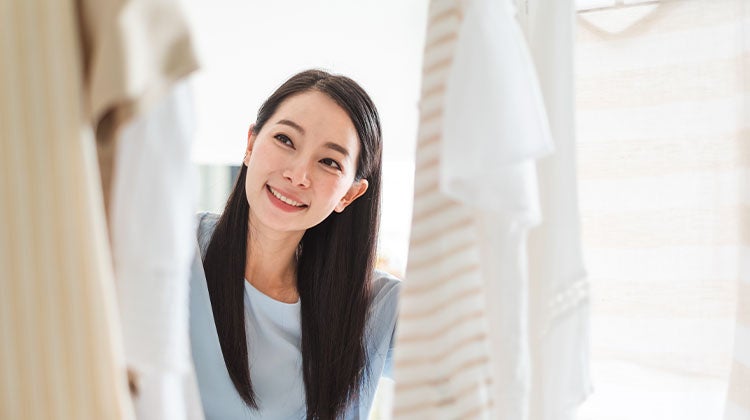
202;69;382;419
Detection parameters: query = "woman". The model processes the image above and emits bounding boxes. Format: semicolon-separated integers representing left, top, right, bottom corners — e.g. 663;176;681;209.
188;69;400;420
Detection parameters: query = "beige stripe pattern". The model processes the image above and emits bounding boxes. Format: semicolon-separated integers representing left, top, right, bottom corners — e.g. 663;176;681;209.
392;1;495;418
0;1;134;419
573;1;750;418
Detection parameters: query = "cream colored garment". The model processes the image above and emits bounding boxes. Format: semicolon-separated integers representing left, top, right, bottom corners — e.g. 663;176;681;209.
0;0;199;418
84;0;200;213
0;0;134;419
77;0;200;418
393;0;556;418
111;80;203;420
574;1;750;418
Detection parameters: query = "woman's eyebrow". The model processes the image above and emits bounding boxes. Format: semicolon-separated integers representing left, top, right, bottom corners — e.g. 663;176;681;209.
276;119;305;134
276;118;350;157
324;142;349;158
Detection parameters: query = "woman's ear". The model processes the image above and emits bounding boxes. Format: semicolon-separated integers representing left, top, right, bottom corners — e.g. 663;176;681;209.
244;123;256;165
335;179;369;213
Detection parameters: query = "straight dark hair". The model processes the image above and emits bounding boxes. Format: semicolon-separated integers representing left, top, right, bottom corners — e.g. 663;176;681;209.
202;69;382;419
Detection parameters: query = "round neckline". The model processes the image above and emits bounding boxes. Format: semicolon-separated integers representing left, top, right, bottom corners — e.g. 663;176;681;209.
244;279;300;307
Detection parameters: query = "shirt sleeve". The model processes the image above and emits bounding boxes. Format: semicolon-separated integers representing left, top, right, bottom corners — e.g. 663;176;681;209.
440;0;554;226
370;271;401;380
382;321;398;380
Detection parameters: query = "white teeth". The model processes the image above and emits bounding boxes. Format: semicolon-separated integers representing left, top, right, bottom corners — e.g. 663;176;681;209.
269;187;305;207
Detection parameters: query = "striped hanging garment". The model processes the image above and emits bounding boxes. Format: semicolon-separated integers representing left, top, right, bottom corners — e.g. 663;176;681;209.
393;0;560;418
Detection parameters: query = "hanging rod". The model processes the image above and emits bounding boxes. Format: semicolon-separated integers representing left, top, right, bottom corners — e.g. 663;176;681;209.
577;0;662;14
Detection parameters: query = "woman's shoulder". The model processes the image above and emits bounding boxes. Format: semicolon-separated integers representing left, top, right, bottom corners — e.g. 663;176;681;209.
365;270;401;366
368;270;401;320
196;211;220;228
195;212;220;255
371;270;401;302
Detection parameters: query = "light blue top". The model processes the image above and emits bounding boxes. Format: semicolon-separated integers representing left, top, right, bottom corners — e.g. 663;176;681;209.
189;213;400;419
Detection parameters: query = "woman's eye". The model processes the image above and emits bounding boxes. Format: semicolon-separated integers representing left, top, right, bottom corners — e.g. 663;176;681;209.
274;134;293;147
321;158;341;170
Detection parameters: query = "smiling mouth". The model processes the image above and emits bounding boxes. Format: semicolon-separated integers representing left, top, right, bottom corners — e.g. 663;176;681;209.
267;185;308;208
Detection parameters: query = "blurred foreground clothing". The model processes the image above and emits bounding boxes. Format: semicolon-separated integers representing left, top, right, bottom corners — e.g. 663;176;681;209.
393;0;590;419
111;80;204;420
0;0;199;418
574;1;750;418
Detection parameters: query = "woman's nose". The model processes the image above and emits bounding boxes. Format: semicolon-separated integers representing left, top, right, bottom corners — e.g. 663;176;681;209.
282;158;311;188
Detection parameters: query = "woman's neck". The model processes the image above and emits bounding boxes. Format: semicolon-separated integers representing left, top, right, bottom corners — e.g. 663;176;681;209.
244;218;303;304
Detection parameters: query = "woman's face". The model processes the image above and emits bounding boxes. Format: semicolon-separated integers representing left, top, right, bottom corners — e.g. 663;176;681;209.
243;90;369;235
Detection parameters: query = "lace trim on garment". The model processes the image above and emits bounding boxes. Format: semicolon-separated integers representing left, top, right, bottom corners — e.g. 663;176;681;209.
541;276;590;336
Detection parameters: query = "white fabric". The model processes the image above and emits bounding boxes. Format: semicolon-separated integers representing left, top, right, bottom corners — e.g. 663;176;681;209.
444;1;561;419
442;0;553;220
446;0;590;419
477;217;533;420
110;80;204;420
524;1;592;419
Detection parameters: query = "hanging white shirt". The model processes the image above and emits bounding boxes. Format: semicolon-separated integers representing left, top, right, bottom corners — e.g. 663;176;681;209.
111;80;204;420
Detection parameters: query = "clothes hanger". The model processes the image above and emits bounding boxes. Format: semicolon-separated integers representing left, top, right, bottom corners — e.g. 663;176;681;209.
577;0;662;15
576;0;669;35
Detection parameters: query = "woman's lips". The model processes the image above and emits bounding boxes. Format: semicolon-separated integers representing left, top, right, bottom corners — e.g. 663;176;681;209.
266;185;308;212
